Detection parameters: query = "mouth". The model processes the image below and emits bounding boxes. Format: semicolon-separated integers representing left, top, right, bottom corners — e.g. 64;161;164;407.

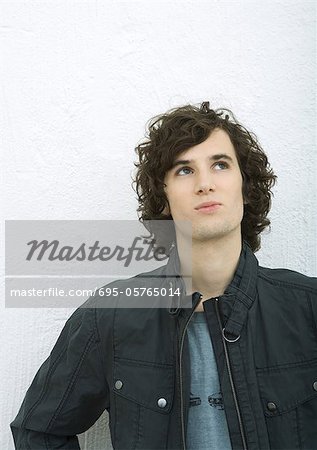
194;202;222;213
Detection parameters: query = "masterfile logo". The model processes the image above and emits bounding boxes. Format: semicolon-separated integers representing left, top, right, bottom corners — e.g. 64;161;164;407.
5;220;193;308
25;237;167;266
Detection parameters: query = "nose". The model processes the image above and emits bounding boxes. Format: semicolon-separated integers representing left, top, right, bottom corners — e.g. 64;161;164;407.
195;170;216;194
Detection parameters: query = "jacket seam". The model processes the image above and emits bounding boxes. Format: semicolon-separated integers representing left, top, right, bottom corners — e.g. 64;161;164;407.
306;291;317;339
21;345;68;428
134;403;141;450
113;306;118;442
46;332;95;432
95;307;113;385
258;272;317;293
263;392;317;416
44;432;50;449
228;287;253;305
96;334;109;387
295;407;302;449
92;307;100;342
239;340;261;447
224;316;245;327
256;357;317;372
113;385;173;413
114;356;174;368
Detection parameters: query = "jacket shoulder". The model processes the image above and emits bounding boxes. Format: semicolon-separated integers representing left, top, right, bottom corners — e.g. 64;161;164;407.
90;263;169;298
258;266;317;293
79;263;170;313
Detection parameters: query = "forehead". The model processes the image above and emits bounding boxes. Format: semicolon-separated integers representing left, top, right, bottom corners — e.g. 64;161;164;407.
178;128;237;160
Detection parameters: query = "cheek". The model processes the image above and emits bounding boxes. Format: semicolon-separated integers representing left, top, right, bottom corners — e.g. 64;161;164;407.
167;193;191;218
168;195;183;213
235;177;244;200
230;181;244;211
237;187;244;203
225;176;243;195
166;185;186;204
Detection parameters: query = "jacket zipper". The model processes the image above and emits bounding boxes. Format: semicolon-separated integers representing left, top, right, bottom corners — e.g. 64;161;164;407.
214;297;248;450
179;299;200;450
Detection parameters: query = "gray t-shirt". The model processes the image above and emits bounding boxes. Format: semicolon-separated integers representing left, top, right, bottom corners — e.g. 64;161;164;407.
186;311;232;450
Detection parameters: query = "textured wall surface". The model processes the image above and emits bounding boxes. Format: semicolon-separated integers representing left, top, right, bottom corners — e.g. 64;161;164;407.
1;1;316;449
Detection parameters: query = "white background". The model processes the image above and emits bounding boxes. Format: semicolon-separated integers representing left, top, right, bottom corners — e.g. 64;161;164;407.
1;1;316;449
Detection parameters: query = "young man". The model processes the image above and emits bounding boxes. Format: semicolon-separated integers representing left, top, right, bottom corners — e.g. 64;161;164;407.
11;102;317;449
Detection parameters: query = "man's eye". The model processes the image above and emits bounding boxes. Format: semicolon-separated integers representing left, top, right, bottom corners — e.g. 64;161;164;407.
214;161;229;170
176;167;192;176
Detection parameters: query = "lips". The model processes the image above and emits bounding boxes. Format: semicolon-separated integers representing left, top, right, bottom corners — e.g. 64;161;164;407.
195;201;221;210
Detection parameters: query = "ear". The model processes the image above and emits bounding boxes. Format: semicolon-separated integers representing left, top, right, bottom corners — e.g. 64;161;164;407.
162;203;171;215
242;190;249;205
243;193;250;205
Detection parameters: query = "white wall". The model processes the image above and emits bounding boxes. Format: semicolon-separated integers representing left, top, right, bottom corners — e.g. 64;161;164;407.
1;1;316;449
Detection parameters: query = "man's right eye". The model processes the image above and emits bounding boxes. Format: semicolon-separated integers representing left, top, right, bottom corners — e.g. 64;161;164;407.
176;167;192;176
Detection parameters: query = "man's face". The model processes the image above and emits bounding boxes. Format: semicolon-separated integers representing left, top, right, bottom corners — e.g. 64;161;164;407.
163;128;244;244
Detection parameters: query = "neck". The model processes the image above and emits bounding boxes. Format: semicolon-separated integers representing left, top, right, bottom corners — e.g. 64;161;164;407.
176;232;242;310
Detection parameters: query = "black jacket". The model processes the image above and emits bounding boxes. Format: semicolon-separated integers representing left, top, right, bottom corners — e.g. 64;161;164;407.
11;243;317;449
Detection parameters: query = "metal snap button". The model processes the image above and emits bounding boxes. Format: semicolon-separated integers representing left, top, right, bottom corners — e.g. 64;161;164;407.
313;381;317;391
267;401;277;412
222;328;240;343
157;398;167;408
115;380;123;390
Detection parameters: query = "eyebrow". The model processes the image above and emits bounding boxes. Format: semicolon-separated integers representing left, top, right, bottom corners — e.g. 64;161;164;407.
171;153;234;169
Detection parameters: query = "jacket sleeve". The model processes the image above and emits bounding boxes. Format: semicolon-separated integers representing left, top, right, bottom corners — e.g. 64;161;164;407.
10;305;110;449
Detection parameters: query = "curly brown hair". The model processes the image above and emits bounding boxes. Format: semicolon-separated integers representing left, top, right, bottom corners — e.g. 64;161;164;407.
133;101;277;253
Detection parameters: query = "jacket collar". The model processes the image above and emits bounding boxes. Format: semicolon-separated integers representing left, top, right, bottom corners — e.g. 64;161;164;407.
224;240;258;301
220;241;259;338
165;240;259;320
